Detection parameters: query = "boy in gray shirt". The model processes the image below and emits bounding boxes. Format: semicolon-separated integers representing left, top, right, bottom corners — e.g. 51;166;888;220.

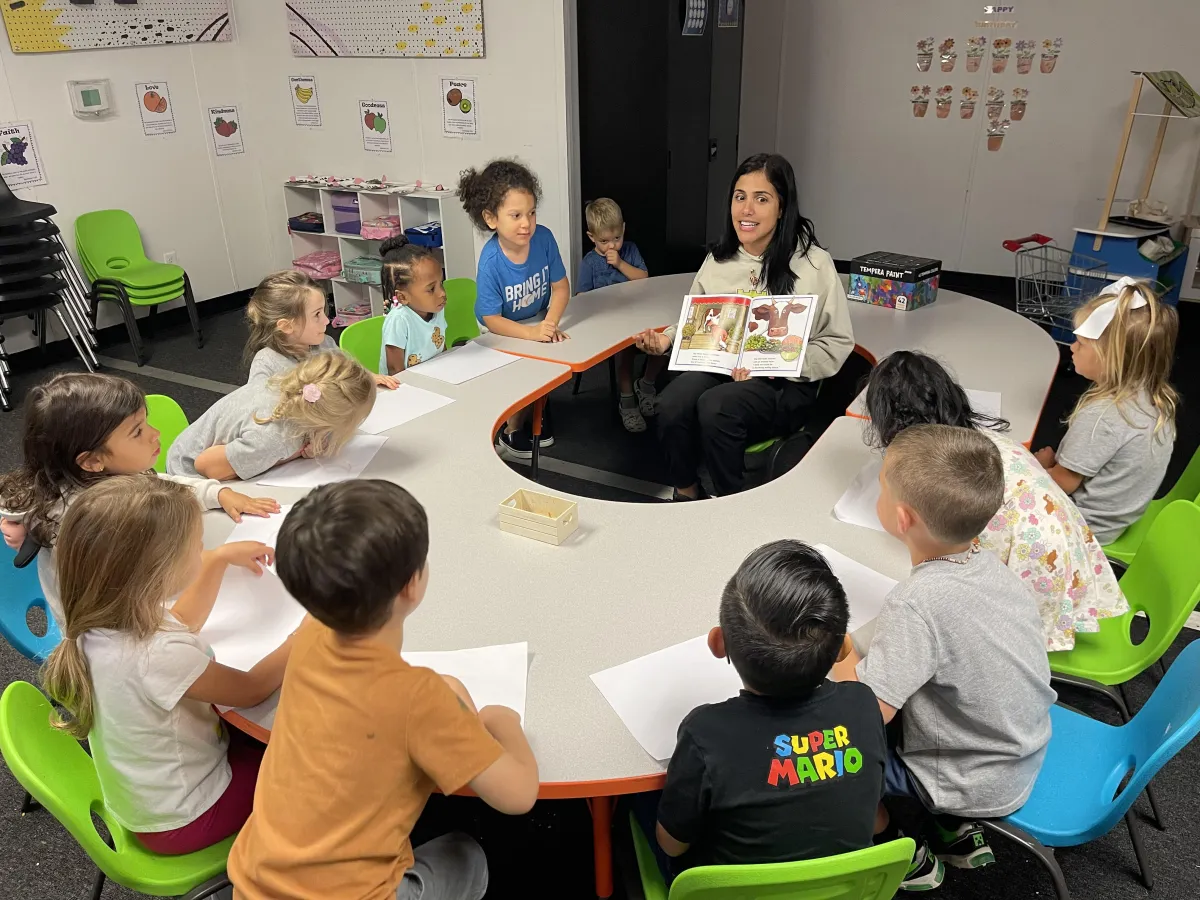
834;424;1055;891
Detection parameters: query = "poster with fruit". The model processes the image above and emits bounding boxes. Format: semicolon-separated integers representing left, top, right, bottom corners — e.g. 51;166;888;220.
441;77;477;138
1;0;232;54
290;75;322;127
136;81;176;136
0;121;47;189
360;100;392;153
208;106;245;158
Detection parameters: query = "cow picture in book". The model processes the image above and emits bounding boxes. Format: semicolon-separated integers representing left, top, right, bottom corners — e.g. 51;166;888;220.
752;298;808;339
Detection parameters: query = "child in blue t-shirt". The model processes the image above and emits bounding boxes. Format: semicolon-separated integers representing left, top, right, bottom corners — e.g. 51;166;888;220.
577;198;665;433
459;159;571;457
378;235;450;375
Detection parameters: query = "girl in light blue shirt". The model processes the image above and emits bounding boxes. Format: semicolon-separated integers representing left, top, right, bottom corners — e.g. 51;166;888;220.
379;236;449;375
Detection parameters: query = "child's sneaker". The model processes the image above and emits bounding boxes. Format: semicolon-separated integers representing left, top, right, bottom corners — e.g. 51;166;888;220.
497;429;533;460
900;840;945;892
635;378;659;417
932;819;995;870
619;396;647;433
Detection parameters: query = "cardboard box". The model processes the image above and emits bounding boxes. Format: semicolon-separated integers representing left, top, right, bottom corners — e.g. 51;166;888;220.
848;252;942;311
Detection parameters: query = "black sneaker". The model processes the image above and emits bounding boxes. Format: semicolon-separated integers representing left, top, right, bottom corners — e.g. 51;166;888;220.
932;819;995;870
497;429;533;460
900;840;946;892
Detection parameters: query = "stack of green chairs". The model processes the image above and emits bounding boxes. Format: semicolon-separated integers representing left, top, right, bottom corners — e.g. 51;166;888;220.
75;210;203;366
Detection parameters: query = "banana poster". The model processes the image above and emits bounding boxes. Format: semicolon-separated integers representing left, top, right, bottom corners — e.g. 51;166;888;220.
290;76;323;128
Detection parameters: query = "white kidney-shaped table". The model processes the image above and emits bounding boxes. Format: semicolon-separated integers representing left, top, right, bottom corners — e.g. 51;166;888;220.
208;274;1057;898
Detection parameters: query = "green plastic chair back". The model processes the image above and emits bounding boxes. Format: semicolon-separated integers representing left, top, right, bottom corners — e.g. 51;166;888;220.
630;813;913;900
339;316;384;374
1050;500;1200;685
145;394;190;474
0;681;233;895
746;438;781;454
443;277;480;348
75;210;185;291
1104;443;1200;565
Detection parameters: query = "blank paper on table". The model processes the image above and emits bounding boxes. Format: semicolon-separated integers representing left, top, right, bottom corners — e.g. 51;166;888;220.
833;459;885;533
412;342;519;385
403;642;530;723
358;384;455;435
256;434;387;488
200;567;306;672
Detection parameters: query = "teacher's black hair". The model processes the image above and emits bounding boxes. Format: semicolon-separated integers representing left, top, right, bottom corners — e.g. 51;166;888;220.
864;350;1011;449
712;153;819;296
719;540;849;699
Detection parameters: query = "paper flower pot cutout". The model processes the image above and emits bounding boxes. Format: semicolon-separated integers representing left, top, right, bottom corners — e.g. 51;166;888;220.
911;85;931;117
966;36;987;72
916;37;934;72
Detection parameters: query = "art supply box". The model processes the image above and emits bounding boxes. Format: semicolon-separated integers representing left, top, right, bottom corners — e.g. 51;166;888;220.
848;252;942;311
499;490;578;545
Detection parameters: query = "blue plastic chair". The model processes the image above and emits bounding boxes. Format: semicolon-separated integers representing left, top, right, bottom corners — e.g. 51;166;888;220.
0;548;60;663
984;639;1200;899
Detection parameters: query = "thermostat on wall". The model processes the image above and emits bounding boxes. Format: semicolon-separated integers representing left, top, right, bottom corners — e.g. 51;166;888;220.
68;80;114;119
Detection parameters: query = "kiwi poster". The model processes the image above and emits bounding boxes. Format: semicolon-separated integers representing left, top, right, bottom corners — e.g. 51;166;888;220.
441;78;478;138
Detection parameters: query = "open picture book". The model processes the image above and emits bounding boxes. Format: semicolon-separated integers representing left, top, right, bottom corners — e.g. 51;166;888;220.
668;294;818;377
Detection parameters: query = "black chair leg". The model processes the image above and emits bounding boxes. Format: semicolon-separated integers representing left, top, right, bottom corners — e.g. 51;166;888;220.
90;868;106;900
1050;673;1130;722
1144;783;1166;831
20;791;38;813
1125;810;1153;889
572;372;583;395
145;303;157;338
982;820;1071;900
183;274;204;349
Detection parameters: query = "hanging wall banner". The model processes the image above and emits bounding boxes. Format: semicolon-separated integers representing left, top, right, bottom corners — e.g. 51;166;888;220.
0;121;47;188
360;100;391;152
136;81;176;136
441;77;478;138
290;75;322;127
209;106;245;157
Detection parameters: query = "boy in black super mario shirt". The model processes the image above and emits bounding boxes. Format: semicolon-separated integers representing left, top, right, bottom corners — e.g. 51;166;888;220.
638;540;886;880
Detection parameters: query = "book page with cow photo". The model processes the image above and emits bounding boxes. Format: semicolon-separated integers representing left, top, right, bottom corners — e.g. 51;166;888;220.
668;294;817;378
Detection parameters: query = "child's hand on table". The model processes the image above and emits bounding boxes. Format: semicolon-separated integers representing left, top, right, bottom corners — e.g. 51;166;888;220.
634;328;671;356
217;488;281;523
1034;447;1056;469
374;373;399;390
217;541;275;575
0;518;25;551
529;320;569;343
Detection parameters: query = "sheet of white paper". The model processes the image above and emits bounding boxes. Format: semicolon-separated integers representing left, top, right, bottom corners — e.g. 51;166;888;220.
833;459;885;533
358;384;455;434
256;434;387;487
403;642;529;723
852;386;1001;419
223;505;293;572
200;567;306;672
413;342;519;385
591;545;897;759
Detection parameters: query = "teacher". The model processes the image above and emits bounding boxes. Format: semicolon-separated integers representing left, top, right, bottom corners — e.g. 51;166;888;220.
635;153;854;499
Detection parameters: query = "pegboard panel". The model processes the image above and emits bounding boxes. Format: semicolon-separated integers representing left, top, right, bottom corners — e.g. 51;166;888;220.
287;0;485;58
2;0;232;53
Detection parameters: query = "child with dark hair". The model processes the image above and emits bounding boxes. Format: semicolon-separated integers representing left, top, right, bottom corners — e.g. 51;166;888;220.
229;480;539;900
379;235;449;374
458;158;571;456
637;540;886;883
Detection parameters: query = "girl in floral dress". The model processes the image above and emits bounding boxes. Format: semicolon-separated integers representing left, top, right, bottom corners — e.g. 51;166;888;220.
863;350;1126;652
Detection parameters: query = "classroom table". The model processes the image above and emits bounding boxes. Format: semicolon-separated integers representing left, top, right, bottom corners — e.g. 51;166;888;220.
209;275;1059;898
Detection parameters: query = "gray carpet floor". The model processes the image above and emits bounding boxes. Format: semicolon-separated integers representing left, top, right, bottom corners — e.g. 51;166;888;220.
0;301;1198;900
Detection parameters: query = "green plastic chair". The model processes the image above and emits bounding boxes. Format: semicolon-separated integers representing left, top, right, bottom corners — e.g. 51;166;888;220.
444;277;480;348
0;681;233;899
630;814;913;900
1103;443;1200;566
75;210;202;366
145;394;190;475
339;315;384;374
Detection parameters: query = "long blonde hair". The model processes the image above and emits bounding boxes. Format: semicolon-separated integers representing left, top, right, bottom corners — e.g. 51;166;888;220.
245;270;324;366
42;477;201;739
260;350;376;457
1069;282;1178;437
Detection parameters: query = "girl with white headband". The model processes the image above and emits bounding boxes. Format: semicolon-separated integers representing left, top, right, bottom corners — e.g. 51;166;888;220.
1034;278;1179;545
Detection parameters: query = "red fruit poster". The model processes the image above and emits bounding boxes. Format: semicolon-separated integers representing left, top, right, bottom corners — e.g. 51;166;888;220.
360;99;392;153
208;105;245;157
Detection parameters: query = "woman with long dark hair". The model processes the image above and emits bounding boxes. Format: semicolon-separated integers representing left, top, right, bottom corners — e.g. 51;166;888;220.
635;154;854;498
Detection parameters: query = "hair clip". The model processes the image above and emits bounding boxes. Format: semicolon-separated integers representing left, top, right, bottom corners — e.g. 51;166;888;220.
302;383;322;403
1074;276;1148;340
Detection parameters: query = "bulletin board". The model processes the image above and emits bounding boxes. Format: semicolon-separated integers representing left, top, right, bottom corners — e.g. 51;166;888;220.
1;0;232;53
286;0;485;58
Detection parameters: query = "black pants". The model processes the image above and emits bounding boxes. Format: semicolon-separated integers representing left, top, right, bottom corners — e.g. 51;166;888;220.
656;373;820;495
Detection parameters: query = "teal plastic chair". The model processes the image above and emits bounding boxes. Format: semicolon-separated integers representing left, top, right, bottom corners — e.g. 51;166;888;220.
629;814;914;900
1103;442;1200;566
0;549;60;664
0;681;233;899
338;316;384;374
443;277;480;348
144;394;189;475
984;639;1200;899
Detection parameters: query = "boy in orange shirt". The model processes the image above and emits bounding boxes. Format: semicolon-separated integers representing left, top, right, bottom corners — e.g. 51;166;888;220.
228;480;539;899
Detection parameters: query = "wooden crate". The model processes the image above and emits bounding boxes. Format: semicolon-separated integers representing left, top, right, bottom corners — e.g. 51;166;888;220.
499;490;579;545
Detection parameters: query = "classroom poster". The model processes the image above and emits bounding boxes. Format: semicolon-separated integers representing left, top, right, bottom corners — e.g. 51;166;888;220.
136;81;176;136
359;100;391;152
290;75;322;127
208;105;245;157
441;77;478;138
2;0;232;54
286;0;485;58
0;121;47;188
717;0;740;28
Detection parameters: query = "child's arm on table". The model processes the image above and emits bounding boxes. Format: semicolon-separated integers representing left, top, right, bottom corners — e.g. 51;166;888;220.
184;633;295;709
468;706;540;814
160;473;280;523
831;640;899;724
481;313;564;343
171;541;274;632
545;277;571;337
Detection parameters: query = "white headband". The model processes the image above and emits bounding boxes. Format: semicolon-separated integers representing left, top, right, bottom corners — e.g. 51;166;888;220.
1073;276;1149;340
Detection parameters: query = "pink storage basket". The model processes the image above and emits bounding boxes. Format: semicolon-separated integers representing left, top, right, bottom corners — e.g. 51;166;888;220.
360;215;402;241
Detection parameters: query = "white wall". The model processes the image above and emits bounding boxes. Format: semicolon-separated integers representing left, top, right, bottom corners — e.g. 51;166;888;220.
770;0;1200;275
736;0;785;160
0;0;575;353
